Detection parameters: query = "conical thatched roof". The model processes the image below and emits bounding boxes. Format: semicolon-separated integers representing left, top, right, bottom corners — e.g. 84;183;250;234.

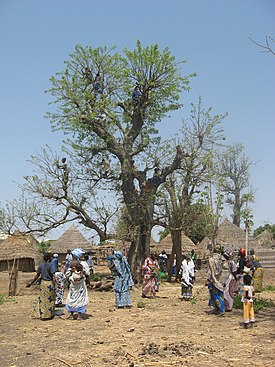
215;218;249;250
197;218;259;254
50;225;93;254
197;236;212;258
0;232;41;261
253;230;275;249
151;232;196;255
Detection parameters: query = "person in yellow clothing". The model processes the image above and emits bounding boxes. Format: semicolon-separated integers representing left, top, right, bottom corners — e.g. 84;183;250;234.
250;255;264;292
241;274;255;329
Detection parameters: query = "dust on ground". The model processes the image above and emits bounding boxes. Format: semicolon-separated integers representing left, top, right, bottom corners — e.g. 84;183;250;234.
0;268;274;367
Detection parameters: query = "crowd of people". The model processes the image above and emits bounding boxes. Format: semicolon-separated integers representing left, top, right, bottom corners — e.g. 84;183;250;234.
206;246;264;328
27;249;93;321
27;245;264;328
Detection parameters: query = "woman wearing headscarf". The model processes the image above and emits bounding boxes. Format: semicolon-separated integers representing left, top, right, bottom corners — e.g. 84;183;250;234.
141;254;159;299
206;251;225;316
109;251;134;308
222;250;237;311
250;255;264;292
65;261;89;320
26;252;55;321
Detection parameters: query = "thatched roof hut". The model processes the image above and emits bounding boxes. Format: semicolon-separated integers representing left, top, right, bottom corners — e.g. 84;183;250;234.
214;218;255;251
197;218;259;257
49;225;93;261
0;232;41;272
253;230;275;249
151;233;196;255
196;236;212;259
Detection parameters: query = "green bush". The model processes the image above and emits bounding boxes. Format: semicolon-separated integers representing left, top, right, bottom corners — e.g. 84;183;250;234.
233;294;274;312
137;299;146;308
0;293;15;305
89;273;102;282
263;285;275;292
0;294;5;305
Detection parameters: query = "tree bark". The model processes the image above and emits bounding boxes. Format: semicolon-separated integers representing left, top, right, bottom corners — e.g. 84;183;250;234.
167;229;182;281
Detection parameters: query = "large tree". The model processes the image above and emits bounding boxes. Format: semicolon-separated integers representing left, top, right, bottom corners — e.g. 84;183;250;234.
44;41;195;274
155;98;226;277
0;146;118;241
218;142;254;227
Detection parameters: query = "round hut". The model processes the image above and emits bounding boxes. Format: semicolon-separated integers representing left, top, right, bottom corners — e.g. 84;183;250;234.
0;232;41;272
49;225;94;263
151;233;196;258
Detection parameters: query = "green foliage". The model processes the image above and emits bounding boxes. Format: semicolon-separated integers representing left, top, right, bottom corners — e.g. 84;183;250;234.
36;240;51;254
0;293;16;305
137;299;146;308
263;285;275;292
46;41;195;148
158;228;170;242
233;294;274;312
185;203;214;244
253;224;275;239
90;273;102;282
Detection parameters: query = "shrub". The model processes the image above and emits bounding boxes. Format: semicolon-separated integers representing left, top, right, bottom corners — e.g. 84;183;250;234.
263;285;275;292
90;273;102;282
137;299;146;308
233;294;274;312
0;293;15;305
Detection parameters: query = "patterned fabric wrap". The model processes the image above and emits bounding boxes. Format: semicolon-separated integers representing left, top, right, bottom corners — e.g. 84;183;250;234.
54;272;66;305
38;279;55;320
141;257;159;298
142;277;156;298
66;277;88;313
113;254;134;307
71;248;85;259
224;274;237;311
253;267;264;293
221;259;237;311
159;254;167;273
208;283;225;314
181;285;193;300
208;254;224;291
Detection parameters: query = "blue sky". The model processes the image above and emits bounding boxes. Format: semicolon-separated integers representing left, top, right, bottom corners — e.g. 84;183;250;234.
0;0;274;239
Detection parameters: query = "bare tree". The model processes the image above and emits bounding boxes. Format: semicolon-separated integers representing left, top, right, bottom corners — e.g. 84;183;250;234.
0;146;118;241
154;98;227;277
249;35;275;56
218;143;254;227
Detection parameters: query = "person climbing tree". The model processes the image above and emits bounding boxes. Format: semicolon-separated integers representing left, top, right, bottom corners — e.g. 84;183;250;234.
94;72;103;94
83;67;93;83
132;83;142;104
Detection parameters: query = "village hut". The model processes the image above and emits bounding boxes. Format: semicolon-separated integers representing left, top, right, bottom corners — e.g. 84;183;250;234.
252;230;275;268
0;232;41;272
214;218;256;252
151;233;196;258
49;225;94;263
196;236;212;259
253;230;275;249
197;218;258;260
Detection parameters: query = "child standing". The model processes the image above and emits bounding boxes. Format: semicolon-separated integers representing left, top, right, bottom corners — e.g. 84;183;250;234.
242;274;255;329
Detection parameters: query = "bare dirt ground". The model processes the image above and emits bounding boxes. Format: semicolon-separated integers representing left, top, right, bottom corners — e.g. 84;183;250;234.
0;268;274;367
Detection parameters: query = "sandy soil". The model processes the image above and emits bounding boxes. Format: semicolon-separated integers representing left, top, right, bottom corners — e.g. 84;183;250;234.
0;268;274;367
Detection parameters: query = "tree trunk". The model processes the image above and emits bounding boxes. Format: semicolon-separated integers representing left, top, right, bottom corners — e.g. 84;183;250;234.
167;229;182;281
128;222;151;282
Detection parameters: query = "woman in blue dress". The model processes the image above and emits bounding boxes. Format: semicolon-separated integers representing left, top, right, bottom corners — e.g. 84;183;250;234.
109;251;134;308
